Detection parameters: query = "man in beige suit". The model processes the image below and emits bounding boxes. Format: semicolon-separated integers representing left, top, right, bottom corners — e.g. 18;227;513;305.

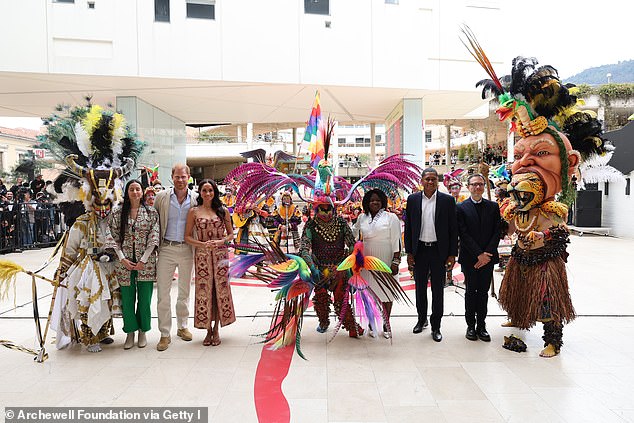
154;164;198;351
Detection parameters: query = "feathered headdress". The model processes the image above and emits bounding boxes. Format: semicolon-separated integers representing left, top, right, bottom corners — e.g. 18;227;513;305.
460;25;613;204
225;153;421;211
37;98;144;207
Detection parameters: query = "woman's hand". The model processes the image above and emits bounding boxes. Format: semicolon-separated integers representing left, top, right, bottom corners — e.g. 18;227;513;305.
121;258;136;271
133;261;146;271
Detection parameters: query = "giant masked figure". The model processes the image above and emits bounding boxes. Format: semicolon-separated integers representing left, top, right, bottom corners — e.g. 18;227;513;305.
463;27;610;357
45;103;143;353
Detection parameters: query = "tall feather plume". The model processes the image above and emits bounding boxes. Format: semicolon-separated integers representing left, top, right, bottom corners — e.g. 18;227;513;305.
323;115;336;158
460;24;504;97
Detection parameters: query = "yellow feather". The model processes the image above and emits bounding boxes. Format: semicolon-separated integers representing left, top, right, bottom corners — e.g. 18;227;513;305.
83;104;104;137
112;113;124;132
0;259;24;301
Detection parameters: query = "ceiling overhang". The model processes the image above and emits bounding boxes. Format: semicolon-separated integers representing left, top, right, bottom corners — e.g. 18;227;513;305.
0;71;489;126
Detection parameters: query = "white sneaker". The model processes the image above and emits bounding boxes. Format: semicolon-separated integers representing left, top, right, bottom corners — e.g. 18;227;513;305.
124;332;135;350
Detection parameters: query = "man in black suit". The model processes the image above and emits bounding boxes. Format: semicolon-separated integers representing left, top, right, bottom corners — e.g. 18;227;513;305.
457;174;501;342
404;168;458;342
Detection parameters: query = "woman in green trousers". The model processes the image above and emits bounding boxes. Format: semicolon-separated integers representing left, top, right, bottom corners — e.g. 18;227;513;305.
107;180;160;349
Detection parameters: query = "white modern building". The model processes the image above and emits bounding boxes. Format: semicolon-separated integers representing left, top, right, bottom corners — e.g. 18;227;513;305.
0;0;506;181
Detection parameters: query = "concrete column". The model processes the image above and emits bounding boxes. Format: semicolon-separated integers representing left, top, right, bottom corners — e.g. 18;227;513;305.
445;124;451;173
237;125;243;143
292;128;298;155
507;121;514;163
246;122;253;151
370;123;377;167
332;121;339;176
402;99;424;169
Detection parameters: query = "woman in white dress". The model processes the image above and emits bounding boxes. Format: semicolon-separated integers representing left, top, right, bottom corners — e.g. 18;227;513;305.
353;189;402;338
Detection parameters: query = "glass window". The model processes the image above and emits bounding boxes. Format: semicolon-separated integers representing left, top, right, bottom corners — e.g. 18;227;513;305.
187;0;215;19
425;130;432;143
155;0;170;22
304;0;329;15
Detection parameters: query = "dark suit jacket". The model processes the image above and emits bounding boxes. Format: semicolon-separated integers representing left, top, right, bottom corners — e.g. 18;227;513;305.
457;197;501;267
404;190;458;260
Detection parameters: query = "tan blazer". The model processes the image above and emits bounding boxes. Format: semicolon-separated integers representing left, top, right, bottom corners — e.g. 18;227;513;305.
154;187;198;243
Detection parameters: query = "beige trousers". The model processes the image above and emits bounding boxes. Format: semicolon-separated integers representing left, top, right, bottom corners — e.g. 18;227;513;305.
156;243;194;337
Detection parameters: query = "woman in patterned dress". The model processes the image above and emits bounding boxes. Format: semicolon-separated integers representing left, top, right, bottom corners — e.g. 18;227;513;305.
184;179;235;346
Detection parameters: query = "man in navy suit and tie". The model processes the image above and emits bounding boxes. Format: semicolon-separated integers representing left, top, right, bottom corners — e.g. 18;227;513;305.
457;174;501;342
404;168;458;342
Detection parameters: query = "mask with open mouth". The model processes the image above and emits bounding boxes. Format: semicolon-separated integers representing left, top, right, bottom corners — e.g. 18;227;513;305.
508;172;544;212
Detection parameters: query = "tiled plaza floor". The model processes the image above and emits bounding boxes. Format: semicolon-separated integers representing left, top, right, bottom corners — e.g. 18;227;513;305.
1;234;634;422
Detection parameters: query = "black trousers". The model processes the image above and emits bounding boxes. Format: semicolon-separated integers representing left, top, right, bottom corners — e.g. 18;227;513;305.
463;263;493;329
413;243;445;330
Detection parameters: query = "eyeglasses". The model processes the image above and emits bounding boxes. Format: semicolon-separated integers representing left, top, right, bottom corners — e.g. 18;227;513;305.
469;183;485;187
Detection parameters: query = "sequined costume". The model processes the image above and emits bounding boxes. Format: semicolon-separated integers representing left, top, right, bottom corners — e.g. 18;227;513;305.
299;215;358;335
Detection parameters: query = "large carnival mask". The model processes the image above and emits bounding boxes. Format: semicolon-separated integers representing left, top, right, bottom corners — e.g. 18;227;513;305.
315;204;334;222
511;131;580;202
508;172;545;212
65;154;133;218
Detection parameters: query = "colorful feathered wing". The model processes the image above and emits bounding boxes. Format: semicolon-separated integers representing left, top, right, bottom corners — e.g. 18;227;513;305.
333;241;411;340
230;241;318;359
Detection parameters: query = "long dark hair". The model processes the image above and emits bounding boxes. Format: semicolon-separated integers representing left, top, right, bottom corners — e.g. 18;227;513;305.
362;188;388;215
119;179;145;240
196;179;226;219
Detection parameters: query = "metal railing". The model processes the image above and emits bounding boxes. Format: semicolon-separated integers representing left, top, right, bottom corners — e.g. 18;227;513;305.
0;202;67;253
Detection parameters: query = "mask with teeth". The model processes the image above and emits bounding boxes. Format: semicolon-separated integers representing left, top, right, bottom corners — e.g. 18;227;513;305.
508;172;544;212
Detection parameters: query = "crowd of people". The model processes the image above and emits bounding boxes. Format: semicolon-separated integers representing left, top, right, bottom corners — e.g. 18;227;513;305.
45;161;514;354
0;175;63;252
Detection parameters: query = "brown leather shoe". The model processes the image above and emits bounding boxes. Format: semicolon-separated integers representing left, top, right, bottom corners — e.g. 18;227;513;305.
156;336;171;351
177;328;193;341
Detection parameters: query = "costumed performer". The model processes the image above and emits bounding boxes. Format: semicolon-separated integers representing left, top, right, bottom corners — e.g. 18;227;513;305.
273;191;302;255
462;26;609;357
49;102;143;353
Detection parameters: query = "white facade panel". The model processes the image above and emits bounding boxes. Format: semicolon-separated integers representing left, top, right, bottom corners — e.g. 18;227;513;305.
372;2;434;89
0;0;503;87
0;0;48;72
299;1;373;87
601;179;634;239
136;1;223;79
48;0;139;75
221;1;300;84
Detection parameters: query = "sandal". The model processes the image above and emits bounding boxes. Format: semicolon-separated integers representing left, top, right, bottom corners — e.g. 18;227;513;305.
203;331;213;346
211;330;221;346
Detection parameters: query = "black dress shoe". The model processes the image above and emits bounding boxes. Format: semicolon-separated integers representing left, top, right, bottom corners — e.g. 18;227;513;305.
477;329;491;342
432;330;442;342
413;319;429;334
465;327;478;341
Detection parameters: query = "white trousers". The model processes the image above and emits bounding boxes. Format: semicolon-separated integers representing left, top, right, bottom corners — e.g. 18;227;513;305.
156;243;194;337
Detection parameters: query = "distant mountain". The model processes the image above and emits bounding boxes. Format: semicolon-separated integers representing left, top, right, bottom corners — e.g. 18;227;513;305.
565;60;634;85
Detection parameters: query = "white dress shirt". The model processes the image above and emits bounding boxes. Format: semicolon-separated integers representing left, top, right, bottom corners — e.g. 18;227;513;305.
419;190;437;242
